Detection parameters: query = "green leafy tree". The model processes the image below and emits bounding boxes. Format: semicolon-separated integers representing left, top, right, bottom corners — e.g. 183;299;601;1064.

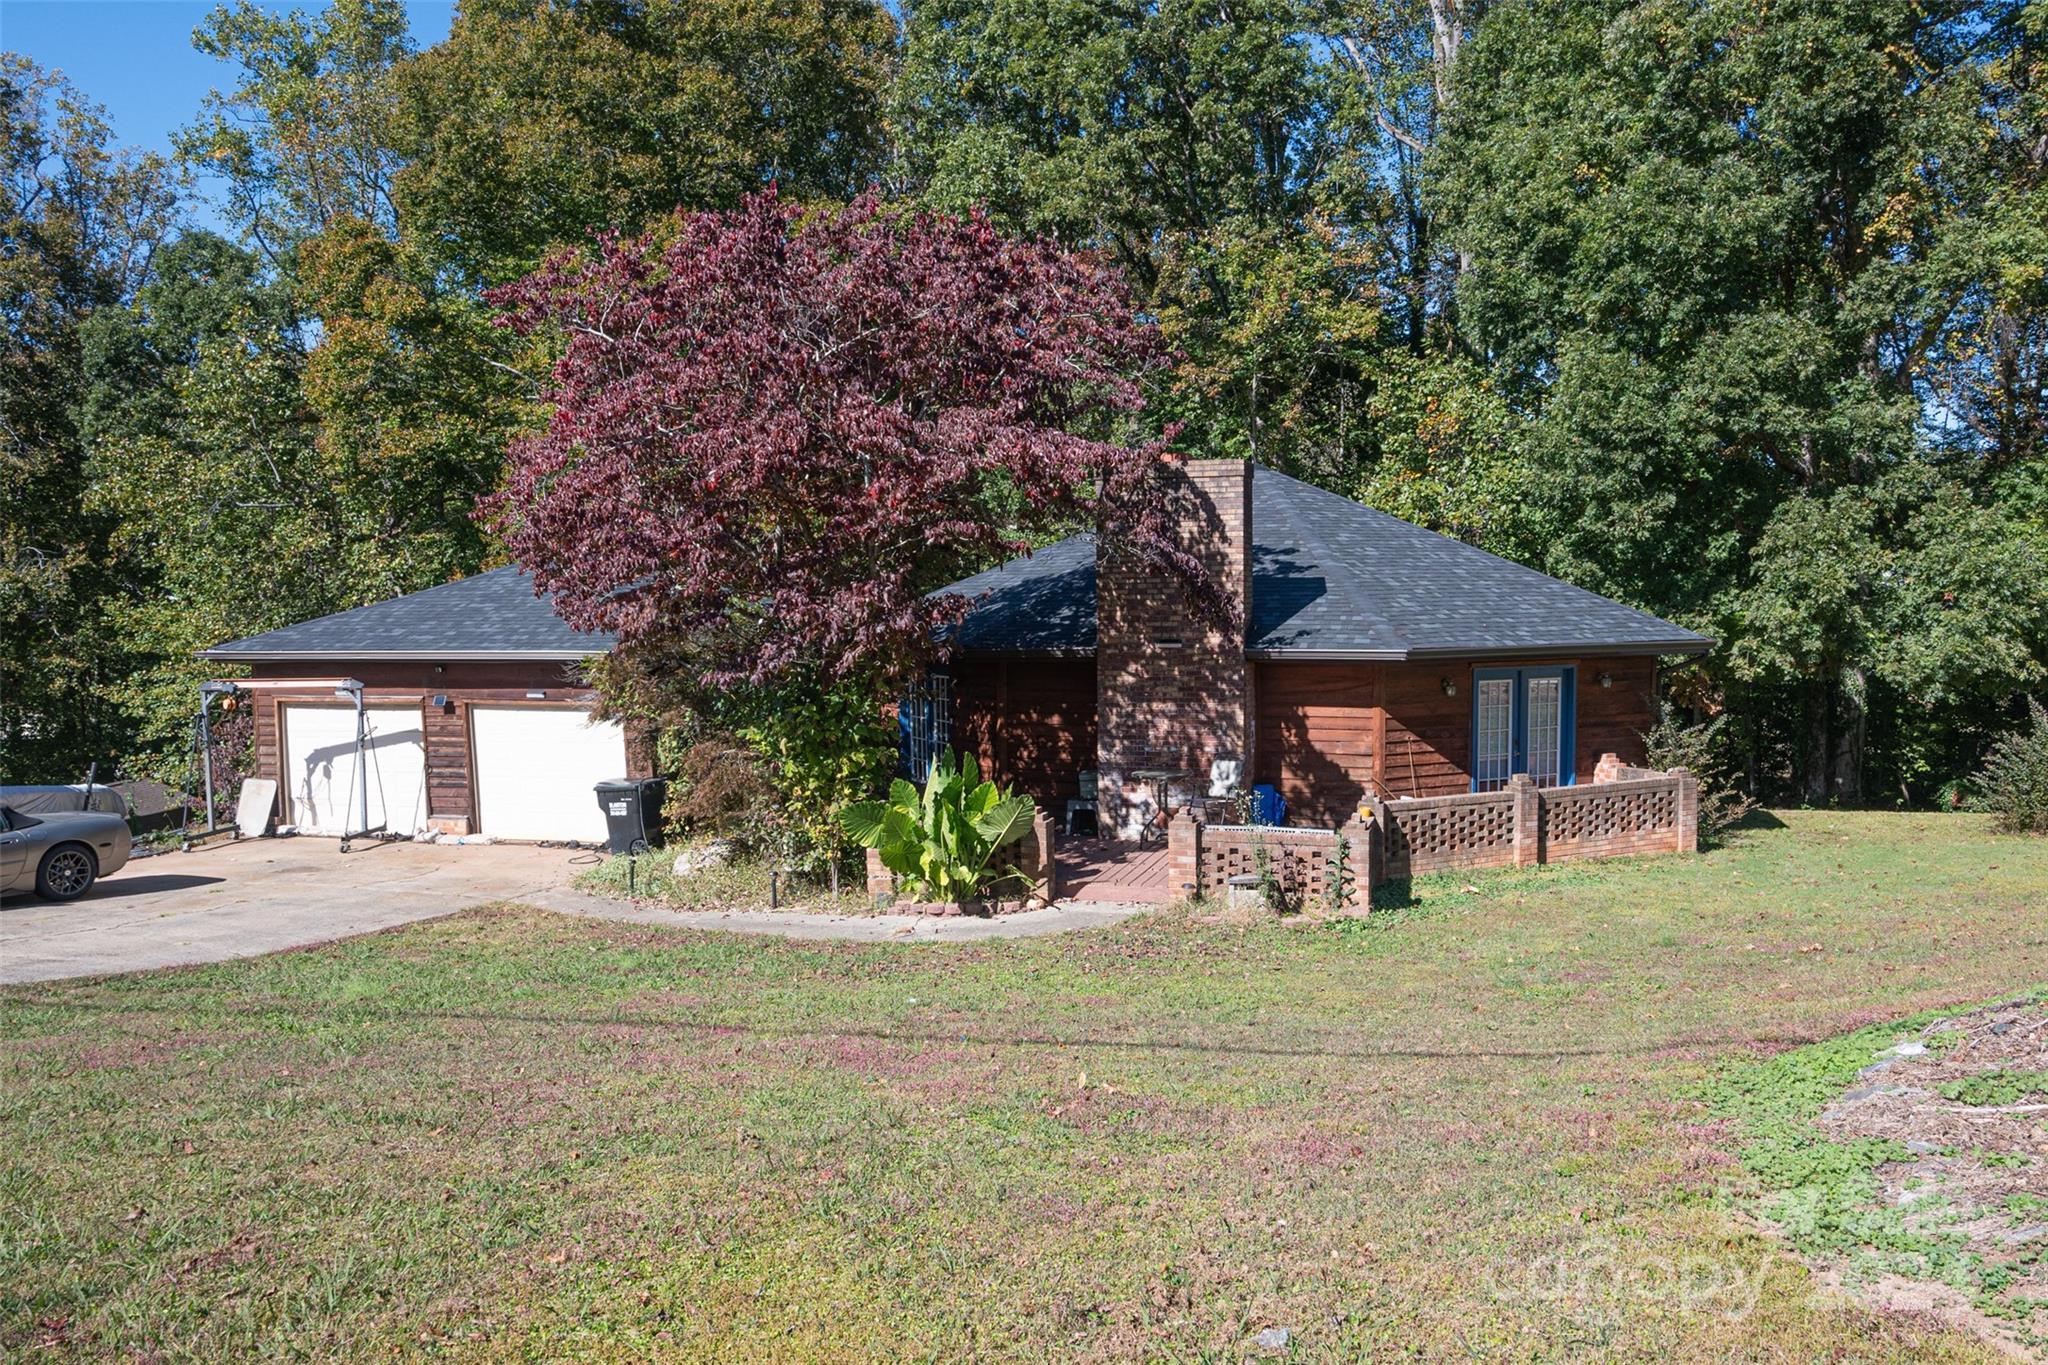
391;0;898;285
896;0;1422;480
1349;349;1541;558
0;57;178;780
182;0;414;257
1438;0;2047;801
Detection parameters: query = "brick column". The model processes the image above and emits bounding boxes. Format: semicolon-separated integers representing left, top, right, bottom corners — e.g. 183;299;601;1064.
1337;816;1372;912
865;848;894;901
1670;766;1699;854
1363;797;1388;886
1593;752;1624;785
1167;806;1203;901
1017;809;1059;904
1510;774;1541;867
1097;458;1254;839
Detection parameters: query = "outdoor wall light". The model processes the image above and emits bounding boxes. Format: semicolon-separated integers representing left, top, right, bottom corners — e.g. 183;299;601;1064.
1440;677;1458;697
1598;672;1614;688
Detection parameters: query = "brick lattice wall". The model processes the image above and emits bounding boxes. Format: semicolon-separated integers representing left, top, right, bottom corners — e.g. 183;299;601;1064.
1541;778;1682;861
1170;812;1367;912
1369;759;1699;880
1372;789;1517;878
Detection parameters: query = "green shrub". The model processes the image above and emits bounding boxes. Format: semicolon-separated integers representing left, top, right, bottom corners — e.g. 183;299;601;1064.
664;738;776;849
1974;698;2048;835
1642;700;1755;840
735;682;898;866
839;749;1035;903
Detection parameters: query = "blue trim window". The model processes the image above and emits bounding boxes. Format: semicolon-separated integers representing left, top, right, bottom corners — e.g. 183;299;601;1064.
900;670;951;780
1471;666;1576;791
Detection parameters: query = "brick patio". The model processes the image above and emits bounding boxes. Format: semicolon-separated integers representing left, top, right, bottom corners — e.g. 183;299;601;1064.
1054;837;1173;904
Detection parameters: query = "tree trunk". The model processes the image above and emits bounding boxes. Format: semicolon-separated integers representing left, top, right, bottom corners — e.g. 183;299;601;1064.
1830;666;1867;805
1802;681;1832;805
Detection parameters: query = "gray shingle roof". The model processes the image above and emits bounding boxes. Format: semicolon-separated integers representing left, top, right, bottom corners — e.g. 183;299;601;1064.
935;465;1711;660
202;566;613;661
938;534;1097;654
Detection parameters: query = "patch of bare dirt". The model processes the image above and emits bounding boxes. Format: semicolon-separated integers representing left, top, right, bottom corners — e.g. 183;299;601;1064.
1816;997;2048;1357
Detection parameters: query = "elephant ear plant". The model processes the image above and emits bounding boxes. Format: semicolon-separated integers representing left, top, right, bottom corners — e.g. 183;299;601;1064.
839;749;1036;904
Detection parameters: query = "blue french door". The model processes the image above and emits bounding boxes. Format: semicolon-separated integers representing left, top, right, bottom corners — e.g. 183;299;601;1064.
1471;667;1576;792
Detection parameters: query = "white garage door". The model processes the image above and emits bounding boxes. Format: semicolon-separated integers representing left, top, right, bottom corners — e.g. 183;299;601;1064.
469;706;627;843
281;703;428;838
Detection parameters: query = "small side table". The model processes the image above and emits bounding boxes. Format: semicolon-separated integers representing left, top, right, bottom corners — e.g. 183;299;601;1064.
1128;767;1192;845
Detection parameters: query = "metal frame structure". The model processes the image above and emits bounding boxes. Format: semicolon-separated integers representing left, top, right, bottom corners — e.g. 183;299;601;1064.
197;677;377;850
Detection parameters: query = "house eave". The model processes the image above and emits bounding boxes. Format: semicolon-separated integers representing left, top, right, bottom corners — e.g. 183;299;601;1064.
1397;639;1714;662
954;637;1713;664
197;648;606;663
1245;647;1409;662
1248;638;1713;663
945;645;1097;661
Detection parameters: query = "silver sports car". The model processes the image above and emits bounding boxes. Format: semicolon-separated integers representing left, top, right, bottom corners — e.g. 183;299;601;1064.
0;804;133;901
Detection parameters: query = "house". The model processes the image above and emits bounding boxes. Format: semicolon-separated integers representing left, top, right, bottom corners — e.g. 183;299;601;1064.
924;459;1710;839
207;458;1705;857
202;569;646;843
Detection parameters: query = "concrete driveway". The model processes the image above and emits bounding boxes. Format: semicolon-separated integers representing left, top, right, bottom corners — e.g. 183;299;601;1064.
0;836;1155;985
0;836;590;985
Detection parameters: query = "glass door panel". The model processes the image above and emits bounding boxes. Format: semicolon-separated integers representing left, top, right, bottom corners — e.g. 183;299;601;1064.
1470;667;1575;791
1525;675;1562;787
1474;677;1514;792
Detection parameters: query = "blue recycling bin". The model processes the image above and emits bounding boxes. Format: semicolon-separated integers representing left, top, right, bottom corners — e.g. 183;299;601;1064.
1250;784;1286;826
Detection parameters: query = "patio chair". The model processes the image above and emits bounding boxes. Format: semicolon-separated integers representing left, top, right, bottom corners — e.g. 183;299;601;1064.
1065;769;1100;837
1208;758;1242;798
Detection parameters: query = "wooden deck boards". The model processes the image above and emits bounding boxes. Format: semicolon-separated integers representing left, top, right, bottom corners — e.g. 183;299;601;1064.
1055;837;1172;904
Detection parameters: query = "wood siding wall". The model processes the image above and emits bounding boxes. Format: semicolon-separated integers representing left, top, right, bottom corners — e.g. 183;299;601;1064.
1255;657;1659;821
1253;663;1379;826
1381;662;1474;800
1575;656;1657;780
951;657;1097;809
242;659;646;830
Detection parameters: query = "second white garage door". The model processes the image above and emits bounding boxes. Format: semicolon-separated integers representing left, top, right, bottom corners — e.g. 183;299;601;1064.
469;706;627;843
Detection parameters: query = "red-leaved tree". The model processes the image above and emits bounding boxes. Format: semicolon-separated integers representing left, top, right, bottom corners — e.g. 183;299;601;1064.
487;187;1223;685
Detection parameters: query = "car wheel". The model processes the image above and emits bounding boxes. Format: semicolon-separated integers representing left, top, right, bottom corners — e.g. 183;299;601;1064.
35;844;97;902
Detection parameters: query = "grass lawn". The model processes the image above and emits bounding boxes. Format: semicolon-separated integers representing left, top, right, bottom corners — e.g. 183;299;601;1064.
3;810;2044;1361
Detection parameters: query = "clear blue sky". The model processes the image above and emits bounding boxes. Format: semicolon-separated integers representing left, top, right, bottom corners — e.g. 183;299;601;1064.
2;0;456;231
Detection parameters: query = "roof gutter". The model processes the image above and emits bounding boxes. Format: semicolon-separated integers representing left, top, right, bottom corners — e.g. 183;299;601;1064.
1248;638;1713;662
1244;647;1407;662
197;648;606;663
1399;638;1714;661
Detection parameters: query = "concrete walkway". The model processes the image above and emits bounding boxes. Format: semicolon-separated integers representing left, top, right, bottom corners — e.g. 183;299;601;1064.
1;836;1153;984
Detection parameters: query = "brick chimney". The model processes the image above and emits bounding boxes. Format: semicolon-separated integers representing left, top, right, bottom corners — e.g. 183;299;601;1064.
1095;458;1253;839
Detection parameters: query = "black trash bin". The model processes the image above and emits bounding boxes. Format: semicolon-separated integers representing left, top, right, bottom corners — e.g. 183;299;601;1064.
594;778;667;855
